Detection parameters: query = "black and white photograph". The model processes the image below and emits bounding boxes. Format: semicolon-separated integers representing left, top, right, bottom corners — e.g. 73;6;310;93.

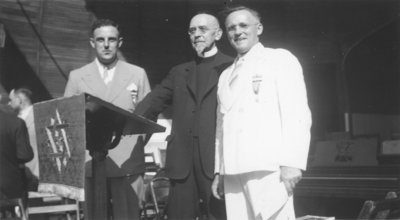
0;0;399;219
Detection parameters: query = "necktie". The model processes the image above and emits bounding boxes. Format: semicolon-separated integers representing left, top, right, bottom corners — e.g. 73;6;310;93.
103;67;110;85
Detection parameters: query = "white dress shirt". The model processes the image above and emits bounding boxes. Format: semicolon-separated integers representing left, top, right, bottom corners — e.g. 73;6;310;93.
95;58;116;85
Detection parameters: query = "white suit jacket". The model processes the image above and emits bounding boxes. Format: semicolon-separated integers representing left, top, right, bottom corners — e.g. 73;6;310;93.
64;59;151;177
215;43;312;175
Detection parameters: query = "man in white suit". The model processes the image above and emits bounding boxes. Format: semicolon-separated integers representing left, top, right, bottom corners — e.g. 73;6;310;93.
211;6;312;220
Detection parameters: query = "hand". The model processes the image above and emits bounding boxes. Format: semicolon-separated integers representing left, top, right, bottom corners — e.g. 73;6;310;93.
280;166;302;196
211;174;224;200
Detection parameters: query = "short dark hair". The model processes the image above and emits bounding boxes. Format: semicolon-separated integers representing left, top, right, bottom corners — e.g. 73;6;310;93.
220;5;261;24
14;88;33;103
90;18;121;37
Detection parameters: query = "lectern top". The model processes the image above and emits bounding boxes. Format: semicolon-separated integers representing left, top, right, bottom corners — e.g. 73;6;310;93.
84;93;166;135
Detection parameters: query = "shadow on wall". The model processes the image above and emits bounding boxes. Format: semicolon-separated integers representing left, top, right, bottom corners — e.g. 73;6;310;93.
0;30;52;103
344;16;400;115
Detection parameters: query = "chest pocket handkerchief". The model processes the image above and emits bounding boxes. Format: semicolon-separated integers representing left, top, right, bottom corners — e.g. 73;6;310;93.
126;83;138;105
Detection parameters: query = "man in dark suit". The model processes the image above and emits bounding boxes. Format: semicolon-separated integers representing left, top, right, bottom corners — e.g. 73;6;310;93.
64;19;151;220
0;104;33;201
8;88;39;191
135;12;233;220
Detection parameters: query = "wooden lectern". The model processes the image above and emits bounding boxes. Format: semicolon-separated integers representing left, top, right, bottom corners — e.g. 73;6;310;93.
34;94;165;220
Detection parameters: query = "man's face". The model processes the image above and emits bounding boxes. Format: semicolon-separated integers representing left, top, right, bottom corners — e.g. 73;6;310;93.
90;25;122;65
225;10;263;55
188;14;222;56
8;90;21;111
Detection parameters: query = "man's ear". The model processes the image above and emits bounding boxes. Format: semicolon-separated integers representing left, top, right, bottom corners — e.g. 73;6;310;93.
215;28;223;41
257;23;263;36
90;38;95;49
118;37;123;48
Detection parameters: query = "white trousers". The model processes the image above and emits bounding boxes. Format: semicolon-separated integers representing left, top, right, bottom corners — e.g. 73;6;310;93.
224;171;295;220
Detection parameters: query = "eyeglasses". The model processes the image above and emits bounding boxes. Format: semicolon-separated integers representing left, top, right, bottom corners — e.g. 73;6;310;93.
226;23;259;33
188;26;212;36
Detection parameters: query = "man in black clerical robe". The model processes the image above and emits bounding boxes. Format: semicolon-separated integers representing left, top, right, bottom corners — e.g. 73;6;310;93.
135;12;233;220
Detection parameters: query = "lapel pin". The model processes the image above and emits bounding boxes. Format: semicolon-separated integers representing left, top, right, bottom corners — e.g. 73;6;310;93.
252;74;263;102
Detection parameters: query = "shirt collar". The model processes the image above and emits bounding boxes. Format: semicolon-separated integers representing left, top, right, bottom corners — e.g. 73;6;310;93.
18;105;32;120
95;58;118;82
95;58;118;71
236;42;264;63
198;46;218;58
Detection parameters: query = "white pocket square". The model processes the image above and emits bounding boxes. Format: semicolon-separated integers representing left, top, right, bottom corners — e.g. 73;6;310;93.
126;83;137;92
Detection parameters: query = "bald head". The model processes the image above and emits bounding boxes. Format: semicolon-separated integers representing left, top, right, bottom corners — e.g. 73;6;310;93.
190;13;220;30
188;13;222;56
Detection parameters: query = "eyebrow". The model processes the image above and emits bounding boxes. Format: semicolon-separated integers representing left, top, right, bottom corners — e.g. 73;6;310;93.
227;22;255;29
94;36;118;40
189;25;208;29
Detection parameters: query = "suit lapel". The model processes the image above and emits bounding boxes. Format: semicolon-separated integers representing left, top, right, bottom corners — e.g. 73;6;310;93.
82;61;108;99
200;53;231;102
185;61;197;102
200;68;218;101
106;61;132;102
219;64;248;112
229;72;247;107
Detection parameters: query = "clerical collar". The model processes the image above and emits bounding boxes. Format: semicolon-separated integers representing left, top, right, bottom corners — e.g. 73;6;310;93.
198;46;218;58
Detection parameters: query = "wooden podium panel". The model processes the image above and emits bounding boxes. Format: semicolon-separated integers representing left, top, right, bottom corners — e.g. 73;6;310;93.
34;94;166;219
34;95;86;201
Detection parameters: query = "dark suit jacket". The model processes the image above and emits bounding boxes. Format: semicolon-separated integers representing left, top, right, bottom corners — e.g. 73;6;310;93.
135;51;233;179
0;110;33;199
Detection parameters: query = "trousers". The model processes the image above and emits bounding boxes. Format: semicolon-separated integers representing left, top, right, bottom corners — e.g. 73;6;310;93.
167;137;226;220
224;171;295;220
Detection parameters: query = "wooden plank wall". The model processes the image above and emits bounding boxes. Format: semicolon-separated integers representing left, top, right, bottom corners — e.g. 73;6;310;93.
0;0;94;98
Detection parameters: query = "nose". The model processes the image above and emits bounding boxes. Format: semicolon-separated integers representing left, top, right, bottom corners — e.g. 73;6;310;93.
104;40;110;48
193;29;203;37
233;29;242;38
228;26;241;37
234;26;243;35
